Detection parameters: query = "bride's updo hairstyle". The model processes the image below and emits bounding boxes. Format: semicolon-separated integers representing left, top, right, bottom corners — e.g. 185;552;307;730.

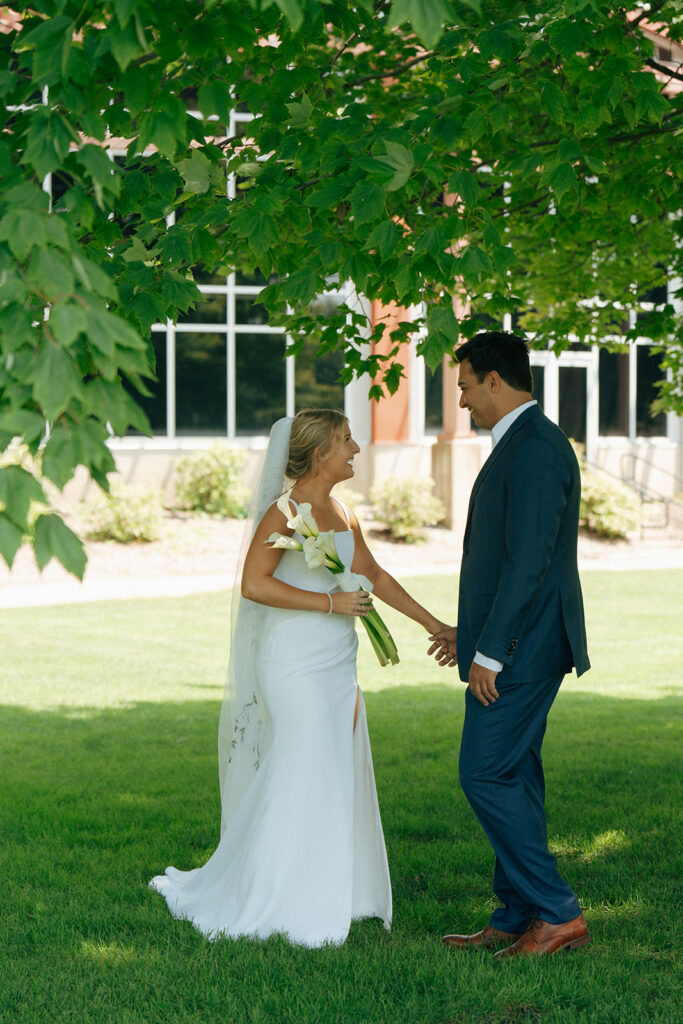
286;408;346;481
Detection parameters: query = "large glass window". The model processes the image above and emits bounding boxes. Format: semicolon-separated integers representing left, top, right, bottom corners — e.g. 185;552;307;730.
235;333;286;433
294;337;345;411
123;330;167;434
599;349;629;436
178;295;227;324
425;360;443;432
636;345;666;436
559;366;587;444
176;332;227;434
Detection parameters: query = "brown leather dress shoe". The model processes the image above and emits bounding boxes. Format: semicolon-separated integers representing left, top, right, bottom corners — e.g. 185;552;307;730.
493;914;590;959
442;925;522;949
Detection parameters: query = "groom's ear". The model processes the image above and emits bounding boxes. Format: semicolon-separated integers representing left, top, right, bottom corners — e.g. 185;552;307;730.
486;370;503;393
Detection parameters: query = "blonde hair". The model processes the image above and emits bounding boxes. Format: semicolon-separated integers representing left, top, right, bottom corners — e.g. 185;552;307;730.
286;408;346;481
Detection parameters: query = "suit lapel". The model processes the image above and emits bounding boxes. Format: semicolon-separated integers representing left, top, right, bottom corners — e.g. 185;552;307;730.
463;405;541;545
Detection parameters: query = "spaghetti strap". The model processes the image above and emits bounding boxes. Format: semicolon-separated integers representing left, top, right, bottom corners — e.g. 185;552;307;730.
333;498;351;529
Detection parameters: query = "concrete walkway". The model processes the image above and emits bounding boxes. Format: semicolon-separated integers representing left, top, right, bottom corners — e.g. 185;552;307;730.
2;542;682;609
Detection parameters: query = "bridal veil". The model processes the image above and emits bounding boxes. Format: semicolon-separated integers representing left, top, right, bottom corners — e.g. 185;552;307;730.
217;416;293;834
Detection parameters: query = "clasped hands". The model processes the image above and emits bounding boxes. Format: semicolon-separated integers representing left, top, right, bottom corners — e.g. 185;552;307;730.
427;626;500;707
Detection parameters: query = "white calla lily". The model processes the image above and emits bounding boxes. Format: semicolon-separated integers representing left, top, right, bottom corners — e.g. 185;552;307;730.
302;535;337;569
265;499;398;667
336;568;374;593
276;490;294;519
266;532;303;551
287;501;317;538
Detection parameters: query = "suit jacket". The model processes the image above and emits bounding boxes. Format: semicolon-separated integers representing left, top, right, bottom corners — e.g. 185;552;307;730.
457;404;590;684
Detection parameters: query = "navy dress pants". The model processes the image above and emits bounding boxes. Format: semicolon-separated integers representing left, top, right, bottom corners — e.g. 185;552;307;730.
459;675;581;933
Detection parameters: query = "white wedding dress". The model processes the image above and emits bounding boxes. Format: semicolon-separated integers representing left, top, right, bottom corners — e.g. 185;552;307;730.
150;507;392;947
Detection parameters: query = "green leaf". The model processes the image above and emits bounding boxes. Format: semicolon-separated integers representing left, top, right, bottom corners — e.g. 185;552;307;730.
541;83;567;124
49;302;87;347
364;220;400;262
160;271;202;312
415;225;448;260
137;112;182;160
0;513;24;569
0;464;46;531
17;14;73;51
28;249;75;299
85;305;146;361
110;20;144;72
376;141;415;192
387;0;451;49
394;262;421;304
177;150;212;194
427;305;459;354
383;361;405;395
77;145;120;199
198;80;231;120
458;244;492;284
24;116;62;179
0;408;45;447
286;93;313;129
548;18;590;58
447;170;479;208
635;88;668;125
33;513;87;580
0;209;45;261
28;342;84;421
549;161;577;199
417;330;448;370
72;256;117;299
350;181;385;226
84;377;152;437
114;0;137;27
274;0;304;32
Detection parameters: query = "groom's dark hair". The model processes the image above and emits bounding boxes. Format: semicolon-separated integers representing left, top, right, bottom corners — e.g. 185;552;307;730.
456;331;533;393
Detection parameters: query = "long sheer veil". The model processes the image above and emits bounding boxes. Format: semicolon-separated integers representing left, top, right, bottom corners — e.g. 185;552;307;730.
217;416;293;835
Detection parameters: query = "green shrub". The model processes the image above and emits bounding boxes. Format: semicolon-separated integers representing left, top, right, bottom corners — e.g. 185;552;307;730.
370;476;445;543
572;444;641;538
174;444;249;518
82;480;163;542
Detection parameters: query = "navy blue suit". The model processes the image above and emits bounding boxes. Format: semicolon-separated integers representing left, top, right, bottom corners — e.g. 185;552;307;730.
457;404;589;930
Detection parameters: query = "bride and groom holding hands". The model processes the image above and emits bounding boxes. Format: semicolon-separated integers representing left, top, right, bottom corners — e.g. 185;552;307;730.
151;331;591;958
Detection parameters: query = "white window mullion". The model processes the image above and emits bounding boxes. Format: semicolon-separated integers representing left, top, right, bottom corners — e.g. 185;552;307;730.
166;323;176;440
227;271;236;438
285;336;295;417
628;312;637;440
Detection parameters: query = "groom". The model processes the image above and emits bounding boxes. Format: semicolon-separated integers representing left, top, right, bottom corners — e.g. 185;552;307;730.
430;331;591;958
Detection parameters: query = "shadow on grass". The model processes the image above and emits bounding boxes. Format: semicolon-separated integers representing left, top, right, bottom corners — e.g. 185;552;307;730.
1;685;680;1024
1;684;678;899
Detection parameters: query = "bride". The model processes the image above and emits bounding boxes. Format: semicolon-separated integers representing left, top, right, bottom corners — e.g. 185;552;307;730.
150;409;448;946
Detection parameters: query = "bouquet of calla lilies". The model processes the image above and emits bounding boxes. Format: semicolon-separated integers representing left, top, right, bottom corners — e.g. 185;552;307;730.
267;491;400;667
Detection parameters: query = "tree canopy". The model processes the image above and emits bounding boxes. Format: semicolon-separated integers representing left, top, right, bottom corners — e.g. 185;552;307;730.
1;0;682;575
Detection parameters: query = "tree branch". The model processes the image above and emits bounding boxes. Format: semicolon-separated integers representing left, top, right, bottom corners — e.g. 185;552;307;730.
343;51;435;90
327;31;360;69
645;57;683;84
628;2;668;30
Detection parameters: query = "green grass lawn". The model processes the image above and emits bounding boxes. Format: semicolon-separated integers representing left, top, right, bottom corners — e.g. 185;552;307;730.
1;571;681;1024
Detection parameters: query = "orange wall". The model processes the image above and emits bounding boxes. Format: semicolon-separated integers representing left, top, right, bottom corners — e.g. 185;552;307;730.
370;300;412;444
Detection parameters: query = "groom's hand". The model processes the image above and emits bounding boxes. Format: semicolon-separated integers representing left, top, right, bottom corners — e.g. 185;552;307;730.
467;663;499;706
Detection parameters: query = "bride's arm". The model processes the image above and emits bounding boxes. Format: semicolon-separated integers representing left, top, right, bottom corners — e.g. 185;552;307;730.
241;504;370;617
347;508;450;635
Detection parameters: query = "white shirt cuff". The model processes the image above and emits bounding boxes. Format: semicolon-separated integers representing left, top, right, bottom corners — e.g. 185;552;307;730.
474;651;504;673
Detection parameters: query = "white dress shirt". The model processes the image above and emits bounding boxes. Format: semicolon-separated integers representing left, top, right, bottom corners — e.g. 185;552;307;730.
473;401;537;674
